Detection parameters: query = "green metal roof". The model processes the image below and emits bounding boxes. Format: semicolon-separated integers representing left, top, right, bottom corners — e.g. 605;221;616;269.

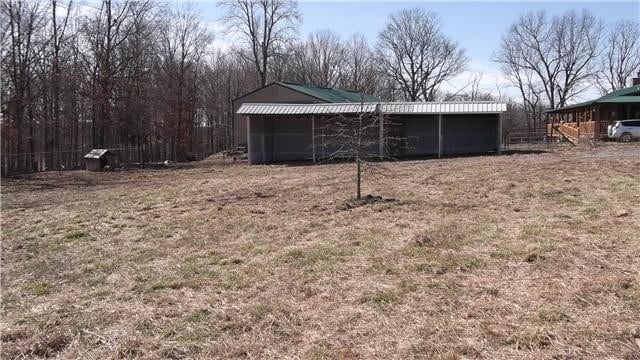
277;82;380;103
546;85;640;113
597;85;640;101
599;96;640;103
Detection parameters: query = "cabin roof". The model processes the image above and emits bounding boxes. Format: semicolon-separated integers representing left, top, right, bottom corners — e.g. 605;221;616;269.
545;85;640;113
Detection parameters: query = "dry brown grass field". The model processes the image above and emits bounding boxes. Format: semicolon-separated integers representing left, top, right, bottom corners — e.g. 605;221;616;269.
2;144;640;359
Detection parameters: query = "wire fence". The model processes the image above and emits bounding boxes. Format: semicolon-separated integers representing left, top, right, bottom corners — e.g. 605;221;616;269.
501;127;586;151
0;146;162;177
505;128;548;145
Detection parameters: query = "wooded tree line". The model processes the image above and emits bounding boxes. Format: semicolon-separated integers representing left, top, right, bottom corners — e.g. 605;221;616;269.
2;0;639;174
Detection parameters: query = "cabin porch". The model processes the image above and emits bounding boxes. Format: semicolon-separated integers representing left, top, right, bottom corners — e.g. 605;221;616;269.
546;102;640;143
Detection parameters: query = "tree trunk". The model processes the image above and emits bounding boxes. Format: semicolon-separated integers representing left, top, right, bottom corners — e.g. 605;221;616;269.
356;156;361;200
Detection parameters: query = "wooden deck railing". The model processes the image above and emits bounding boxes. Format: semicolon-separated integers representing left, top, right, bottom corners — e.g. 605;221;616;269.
580;121;595;135
549;120;613;140
559;123;580;140
597;121;612;137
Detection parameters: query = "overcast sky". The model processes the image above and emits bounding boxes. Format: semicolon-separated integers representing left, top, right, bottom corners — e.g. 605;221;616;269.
200;0;639;101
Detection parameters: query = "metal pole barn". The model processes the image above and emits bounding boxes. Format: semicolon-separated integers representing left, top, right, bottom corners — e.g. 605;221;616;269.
246;116;252;164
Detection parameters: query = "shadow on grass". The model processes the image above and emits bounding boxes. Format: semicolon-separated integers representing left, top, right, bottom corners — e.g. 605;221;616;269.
253;150;551;167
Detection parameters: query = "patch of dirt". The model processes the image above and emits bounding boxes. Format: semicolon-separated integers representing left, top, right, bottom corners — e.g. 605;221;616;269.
339;194;399;210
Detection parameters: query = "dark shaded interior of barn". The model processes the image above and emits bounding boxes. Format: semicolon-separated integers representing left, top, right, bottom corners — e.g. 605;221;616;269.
241;103;504;164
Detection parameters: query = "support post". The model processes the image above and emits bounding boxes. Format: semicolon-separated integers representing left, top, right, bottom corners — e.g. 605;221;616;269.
321;128;325;160
246;116;252;164
438;113;443;158
497;113;502;155
548;113;553;146
379;113;384;158
312;115;316;163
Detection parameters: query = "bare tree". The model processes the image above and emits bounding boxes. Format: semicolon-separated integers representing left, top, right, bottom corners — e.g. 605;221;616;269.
45;0;73;169
288;30;346;87
495;36;546;131
319;104;382;200
318;103;404;200
440;72;496;101
554;10;603;106
595;19;640;93
274;31;378;95
201;50;255;152
219;0;301;87
156;3;212;160
1;0;49;172
494;10;603;109
342;33;377;94
376;8;468;101
76;0;140;147
268;43;295;82
116;0;158;166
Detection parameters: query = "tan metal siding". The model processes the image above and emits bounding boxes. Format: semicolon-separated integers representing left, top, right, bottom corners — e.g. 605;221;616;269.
233;84;324;146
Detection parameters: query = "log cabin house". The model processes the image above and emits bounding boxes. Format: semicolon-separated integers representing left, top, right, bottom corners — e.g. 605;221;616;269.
545;79;640;144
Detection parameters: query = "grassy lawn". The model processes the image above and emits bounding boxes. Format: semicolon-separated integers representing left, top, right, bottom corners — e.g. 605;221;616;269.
2;144;639;359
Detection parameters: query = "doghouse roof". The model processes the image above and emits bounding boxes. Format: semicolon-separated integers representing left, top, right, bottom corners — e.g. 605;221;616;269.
84;149;115;159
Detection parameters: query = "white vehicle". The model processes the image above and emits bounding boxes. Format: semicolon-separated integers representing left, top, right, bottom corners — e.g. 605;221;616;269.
608;120;640;142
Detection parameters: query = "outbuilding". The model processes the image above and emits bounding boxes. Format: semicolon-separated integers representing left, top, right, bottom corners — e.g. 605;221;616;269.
237;101;506;164
232;82;379;149
84;149;117;171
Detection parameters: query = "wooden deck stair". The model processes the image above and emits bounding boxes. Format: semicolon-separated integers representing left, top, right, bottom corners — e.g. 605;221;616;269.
553;123;579;146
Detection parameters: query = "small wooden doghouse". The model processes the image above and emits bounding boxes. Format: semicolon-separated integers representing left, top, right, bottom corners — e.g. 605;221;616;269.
84;149;117;171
